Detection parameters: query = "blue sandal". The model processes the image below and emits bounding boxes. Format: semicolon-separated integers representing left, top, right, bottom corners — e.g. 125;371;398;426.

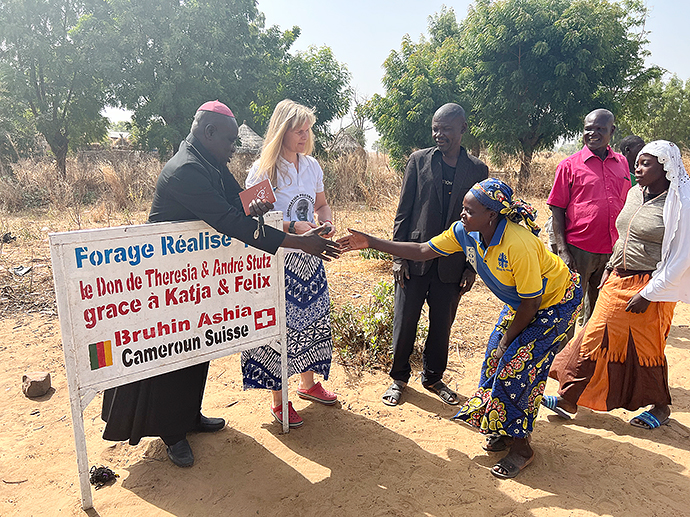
630;411;670;429
541;395;573;420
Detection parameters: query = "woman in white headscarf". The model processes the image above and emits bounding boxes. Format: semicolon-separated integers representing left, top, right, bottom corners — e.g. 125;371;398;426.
545;140;690;428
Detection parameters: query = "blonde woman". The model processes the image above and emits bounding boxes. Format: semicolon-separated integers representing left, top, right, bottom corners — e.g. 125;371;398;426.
241;100;337;427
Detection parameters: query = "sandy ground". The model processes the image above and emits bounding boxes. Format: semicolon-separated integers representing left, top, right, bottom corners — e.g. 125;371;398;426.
2;200;690;516
1;296;689;517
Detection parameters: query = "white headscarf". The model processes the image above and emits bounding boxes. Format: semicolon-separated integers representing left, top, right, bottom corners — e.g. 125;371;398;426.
637;140;690;303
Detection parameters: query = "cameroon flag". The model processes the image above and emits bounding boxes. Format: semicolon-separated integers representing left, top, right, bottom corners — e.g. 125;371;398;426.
89;340;113;370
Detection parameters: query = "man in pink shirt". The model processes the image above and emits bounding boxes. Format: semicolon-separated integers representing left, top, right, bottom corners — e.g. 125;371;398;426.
548;109;631;331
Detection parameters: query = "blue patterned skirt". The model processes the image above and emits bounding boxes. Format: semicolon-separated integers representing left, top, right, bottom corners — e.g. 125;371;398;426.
241;252;333;390
453;276;582;438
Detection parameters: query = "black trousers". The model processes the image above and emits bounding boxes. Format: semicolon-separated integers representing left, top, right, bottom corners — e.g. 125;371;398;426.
390;261;461;385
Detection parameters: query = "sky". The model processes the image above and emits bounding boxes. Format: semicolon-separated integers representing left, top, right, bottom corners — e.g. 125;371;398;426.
105;0;690;142
254;0;690;97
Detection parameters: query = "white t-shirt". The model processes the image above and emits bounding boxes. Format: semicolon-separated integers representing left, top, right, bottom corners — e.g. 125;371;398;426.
246;154;325;253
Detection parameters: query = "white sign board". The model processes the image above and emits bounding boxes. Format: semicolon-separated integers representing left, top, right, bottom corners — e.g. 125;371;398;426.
50;213;288;509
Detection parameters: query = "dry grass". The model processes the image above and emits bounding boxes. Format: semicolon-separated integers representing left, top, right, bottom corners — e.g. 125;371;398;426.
4;147;656;374
227;154;256;189
0;151;161;216
322;152;401;207
486;151;569;199
491;149;690;200
0;149;553;373
229;151;401;208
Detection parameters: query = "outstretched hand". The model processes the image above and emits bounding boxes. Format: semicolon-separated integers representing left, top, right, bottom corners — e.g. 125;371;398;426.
299;225;341;261
336;228;372;253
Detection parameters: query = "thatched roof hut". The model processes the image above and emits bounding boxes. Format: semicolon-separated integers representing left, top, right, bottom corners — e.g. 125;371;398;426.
236;122;264;155
329;131;366;157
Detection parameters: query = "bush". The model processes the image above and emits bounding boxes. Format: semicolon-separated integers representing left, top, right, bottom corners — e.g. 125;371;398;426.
331;280;427;372
359;248;391;261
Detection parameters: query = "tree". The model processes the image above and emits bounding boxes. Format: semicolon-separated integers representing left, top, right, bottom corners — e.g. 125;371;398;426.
458;0;659;183
0;0;108;177
623;75;690;149
85;0;283;154
94;0;351;154
338;92;373;149
363;8;472;171
251;46;351;137
0;65;40;172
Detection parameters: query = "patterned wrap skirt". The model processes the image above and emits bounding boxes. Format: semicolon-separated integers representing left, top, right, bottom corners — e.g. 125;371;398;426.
550;270;676;411
453;274;582;438
241;252;333;390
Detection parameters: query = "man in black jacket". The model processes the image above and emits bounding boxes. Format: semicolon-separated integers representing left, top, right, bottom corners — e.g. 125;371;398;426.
383;103;488;406
101;101;339;467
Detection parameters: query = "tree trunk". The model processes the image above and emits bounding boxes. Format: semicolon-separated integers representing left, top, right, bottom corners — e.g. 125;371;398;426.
45;132;69;179
518;147;533;190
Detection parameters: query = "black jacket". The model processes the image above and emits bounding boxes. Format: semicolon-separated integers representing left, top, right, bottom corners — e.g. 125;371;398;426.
102;134;284;445
393;146;488;283
149;133;284;254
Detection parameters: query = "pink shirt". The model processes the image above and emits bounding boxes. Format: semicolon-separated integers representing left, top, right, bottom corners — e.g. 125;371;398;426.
547;146;631;254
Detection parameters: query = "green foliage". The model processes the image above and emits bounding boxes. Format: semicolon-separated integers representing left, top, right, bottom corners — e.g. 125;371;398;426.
458;0;659;183
363;7;476;171
366;1;659;178
621;75;690;149
358;248;392;261
0;69;41;172
108;120;130;133
0;0;108;177
251;46;351;135
84;0;278;154
82;1;351;154
331;281;427;371
331;281;395;370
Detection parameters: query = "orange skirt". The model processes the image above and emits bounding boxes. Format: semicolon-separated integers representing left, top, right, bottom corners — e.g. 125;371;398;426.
549;270;676;411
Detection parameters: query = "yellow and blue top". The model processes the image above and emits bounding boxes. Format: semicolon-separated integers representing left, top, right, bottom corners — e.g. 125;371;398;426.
429;218;571;310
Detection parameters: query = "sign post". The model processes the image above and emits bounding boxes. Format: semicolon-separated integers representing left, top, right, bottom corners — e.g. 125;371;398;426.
50;213;288;509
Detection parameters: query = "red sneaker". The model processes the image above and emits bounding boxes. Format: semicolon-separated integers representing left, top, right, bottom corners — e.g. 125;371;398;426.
297;381;338;405
271;401;303;428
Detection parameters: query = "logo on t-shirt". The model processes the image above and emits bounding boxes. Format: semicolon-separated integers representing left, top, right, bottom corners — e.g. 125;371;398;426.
497;252;510;271
466;246;477;271
286;193;314;222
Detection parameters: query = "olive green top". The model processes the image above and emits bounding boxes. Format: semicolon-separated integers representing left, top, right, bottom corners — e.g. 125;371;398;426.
607;186;667;272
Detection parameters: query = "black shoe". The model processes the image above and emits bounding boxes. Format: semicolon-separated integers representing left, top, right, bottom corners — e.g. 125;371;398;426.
166;438;194;467
193;414;225;433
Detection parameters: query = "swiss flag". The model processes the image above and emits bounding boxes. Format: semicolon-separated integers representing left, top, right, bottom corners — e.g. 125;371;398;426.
254;307;276;330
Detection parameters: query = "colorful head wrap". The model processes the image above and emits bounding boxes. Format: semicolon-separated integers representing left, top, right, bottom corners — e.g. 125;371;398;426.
197;100;234;118
470;178;540;235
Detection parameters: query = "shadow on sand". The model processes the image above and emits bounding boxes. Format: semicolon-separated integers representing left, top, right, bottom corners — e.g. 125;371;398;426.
117;391;690;517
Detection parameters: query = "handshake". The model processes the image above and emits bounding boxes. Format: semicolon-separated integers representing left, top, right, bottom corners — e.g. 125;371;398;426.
286;226;371;261
245;180;375;261
246;193;372;261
